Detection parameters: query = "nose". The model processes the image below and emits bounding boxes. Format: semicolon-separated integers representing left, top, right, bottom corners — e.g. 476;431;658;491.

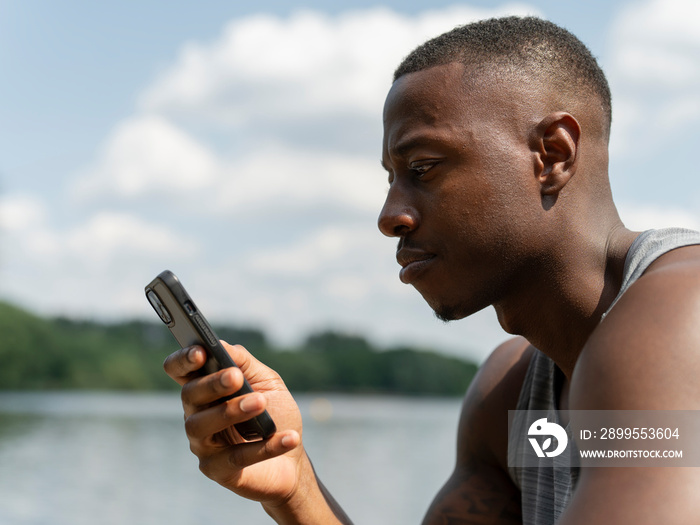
377;183;419;238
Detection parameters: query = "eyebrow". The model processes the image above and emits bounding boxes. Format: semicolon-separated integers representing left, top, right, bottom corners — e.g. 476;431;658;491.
391;135;430;157
381;134;444;172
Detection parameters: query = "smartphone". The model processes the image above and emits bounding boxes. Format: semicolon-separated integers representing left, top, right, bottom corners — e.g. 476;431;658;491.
145;270;276;441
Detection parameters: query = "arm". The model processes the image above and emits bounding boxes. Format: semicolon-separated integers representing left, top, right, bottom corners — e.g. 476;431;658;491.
422;462;521;525
423;337;534;525
561;245;700;523
163;342;352;525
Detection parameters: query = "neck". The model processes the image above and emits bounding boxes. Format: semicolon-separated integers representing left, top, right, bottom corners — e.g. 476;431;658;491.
493;222;638;379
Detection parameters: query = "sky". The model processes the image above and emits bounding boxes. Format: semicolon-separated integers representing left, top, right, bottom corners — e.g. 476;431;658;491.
1;0;699;363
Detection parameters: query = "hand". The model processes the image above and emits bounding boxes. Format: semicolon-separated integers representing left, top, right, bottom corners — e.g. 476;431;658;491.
163;342;304;506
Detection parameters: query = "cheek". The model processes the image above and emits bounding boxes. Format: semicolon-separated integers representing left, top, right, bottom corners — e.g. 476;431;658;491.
438;178;502;236
430;150;536;240
440;185;530;266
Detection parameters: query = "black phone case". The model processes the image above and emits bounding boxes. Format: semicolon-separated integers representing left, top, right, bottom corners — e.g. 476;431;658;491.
145;270;276;441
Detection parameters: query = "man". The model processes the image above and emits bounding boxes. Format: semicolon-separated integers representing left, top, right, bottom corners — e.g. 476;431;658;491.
163;16;700;524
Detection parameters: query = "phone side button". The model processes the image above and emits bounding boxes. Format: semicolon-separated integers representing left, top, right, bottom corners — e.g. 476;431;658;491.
193;314;218;346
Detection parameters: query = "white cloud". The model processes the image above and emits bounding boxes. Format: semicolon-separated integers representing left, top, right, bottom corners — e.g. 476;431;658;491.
140;4;538;127
244;226;359;278
0;194;47;232
213;145;387;217
618;202;700;232
73;3;541;225
73;115;220;200
615;0;700;47
608;0;700;155
241;224;401;297
66;211;199;265
0;195;61;259
0;204;198;319
614;46;698;87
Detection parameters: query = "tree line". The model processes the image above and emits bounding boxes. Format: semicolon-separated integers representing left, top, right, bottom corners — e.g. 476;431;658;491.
0;301;479;396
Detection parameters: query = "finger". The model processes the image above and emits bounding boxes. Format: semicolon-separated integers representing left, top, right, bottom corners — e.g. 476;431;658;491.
220;342;255;373
227;430;300;469
163;346;207;385
181;366;246;411
221;342;280;384
185;392;267;444
199;430;300;481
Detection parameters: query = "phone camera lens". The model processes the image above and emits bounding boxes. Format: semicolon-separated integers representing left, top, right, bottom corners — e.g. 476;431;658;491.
147;290;172;324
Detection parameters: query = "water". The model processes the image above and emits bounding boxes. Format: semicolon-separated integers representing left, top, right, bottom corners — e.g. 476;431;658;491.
0;391;462;525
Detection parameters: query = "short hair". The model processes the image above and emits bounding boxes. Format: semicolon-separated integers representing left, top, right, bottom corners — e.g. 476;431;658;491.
394;16;612;135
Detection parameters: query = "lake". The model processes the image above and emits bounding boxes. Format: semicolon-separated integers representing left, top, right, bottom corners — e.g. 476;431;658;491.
0;391;462;525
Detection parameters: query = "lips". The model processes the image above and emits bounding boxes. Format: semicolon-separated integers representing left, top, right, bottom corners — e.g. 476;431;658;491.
396;248;436;284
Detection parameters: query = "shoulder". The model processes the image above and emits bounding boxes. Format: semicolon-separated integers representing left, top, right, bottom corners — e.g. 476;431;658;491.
561;244;700;523
457;336;536;469
572;243;700;410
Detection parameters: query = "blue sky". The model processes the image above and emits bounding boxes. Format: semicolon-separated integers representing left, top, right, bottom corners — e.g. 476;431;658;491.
1;0;699;362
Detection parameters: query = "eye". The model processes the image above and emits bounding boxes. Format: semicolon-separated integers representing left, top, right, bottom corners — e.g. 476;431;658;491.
409;160;438;178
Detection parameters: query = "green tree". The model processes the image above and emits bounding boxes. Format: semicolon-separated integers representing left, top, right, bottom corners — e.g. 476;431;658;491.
0;302;479;396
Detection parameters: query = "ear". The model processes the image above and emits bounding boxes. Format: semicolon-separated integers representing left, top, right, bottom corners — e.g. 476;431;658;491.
531;112;581;196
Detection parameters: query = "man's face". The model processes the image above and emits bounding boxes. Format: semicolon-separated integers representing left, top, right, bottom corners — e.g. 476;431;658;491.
378;61;542;321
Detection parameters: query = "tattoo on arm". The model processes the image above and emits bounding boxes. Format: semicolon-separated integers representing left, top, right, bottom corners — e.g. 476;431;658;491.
424;468;522;525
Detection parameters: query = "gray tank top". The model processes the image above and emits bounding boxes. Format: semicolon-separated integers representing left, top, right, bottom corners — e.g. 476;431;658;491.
507;227;700;525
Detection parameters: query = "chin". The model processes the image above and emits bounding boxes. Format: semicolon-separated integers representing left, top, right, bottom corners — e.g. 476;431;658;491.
430;301;477;323
434;311;460;323
425;291;492;323
417;283;491;322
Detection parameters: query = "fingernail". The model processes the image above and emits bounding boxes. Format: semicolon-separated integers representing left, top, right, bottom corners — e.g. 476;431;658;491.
187;347;198;363
281;433;296;448
239;394;262;413
220;369;236;388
